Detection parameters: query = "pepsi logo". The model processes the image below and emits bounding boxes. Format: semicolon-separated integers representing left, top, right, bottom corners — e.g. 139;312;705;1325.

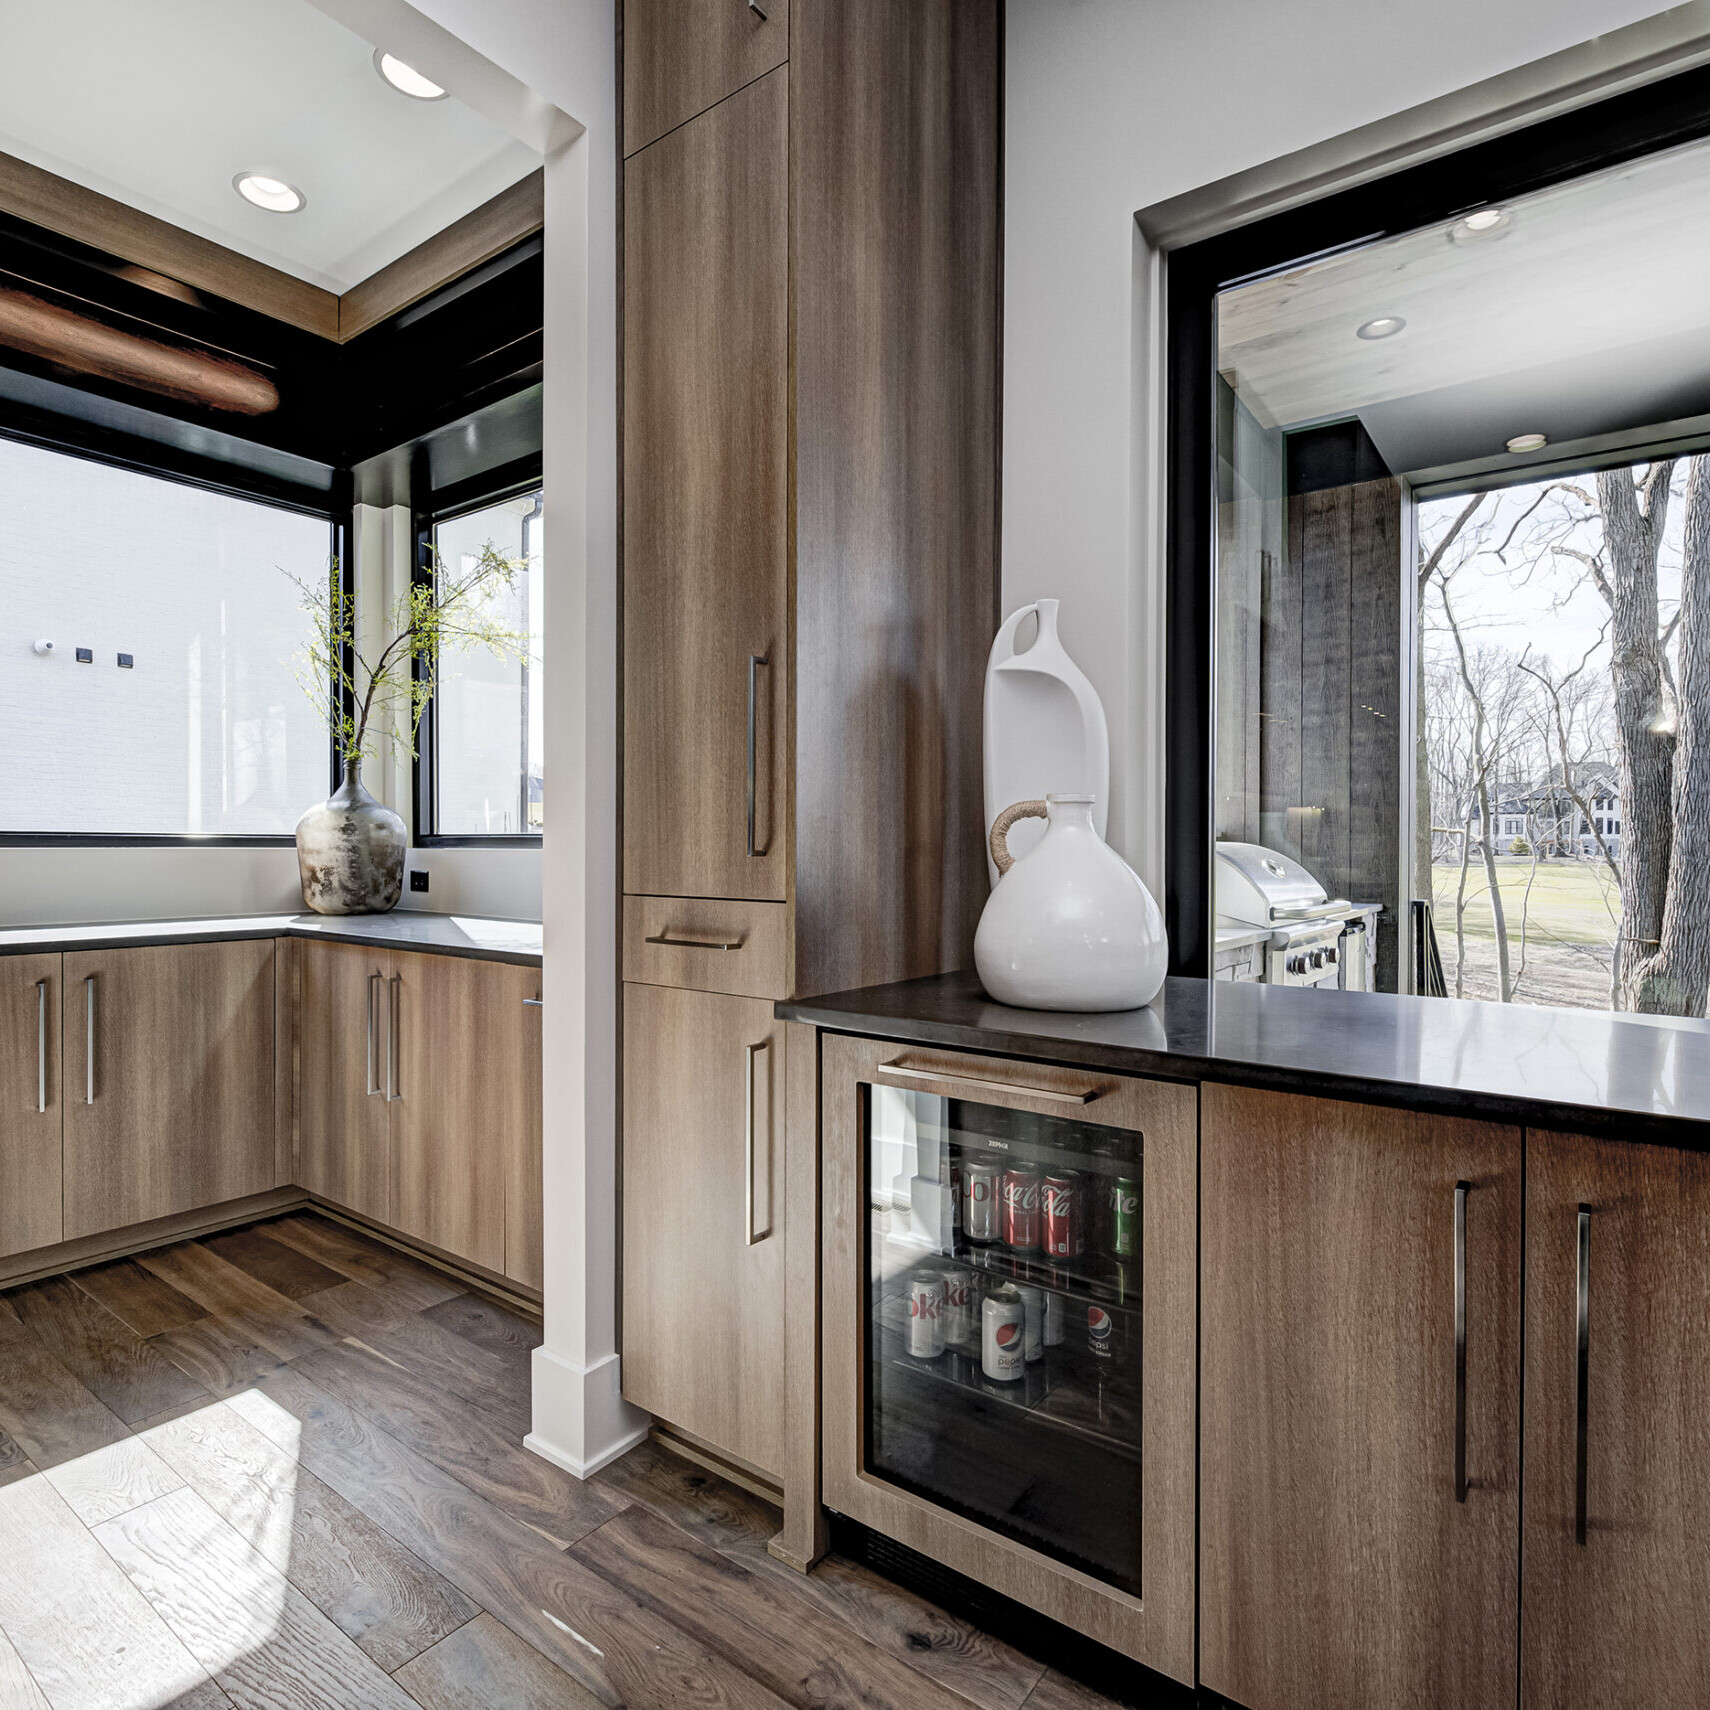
1088;1307;1112;1343
996;1322;1020;1349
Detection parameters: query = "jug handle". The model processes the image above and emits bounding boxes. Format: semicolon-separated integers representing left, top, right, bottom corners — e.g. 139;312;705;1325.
990;799;1049;875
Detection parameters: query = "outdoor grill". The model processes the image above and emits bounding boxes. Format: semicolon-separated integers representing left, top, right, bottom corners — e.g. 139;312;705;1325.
1214;841;1356;988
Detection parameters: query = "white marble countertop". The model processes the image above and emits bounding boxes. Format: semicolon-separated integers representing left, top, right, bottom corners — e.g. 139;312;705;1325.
0;912;542;966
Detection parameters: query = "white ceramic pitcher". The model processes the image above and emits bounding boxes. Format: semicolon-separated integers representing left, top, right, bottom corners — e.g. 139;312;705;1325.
973;794;1168;1012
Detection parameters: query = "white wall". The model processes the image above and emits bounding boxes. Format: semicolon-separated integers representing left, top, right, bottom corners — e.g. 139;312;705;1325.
1003;0;1680;900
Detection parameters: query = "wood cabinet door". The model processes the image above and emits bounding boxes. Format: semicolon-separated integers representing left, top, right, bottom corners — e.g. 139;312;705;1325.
62;941;276;1239
623;67;789;903
0;954;62;1258
1522;1131;1710;1710
1200;1084;1522;1710
391;950;527;1277
296;940;393;1223
621;982;784;1476
623;0;789;157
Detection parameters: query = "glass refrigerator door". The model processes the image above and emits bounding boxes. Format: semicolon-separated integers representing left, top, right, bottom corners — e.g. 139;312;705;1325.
864;1084;1143;1596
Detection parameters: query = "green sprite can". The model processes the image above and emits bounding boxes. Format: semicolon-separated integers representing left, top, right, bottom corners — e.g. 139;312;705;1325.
1111;1176;1139;1259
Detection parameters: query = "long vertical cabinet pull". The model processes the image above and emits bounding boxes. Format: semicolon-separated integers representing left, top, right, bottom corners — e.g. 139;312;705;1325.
366;972;384;1096
746;653;768;857
745;1038;771;1245
1454;1181;1471;1502
35;978;47;1113
1575;1203;1593;1546
387;974;402;1102
84;974;96;1104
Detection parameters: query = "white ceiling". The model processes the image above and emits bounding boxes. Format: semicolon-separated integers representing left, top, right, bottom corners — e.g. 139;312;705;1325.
1216;132;1710;476
0;0;540;294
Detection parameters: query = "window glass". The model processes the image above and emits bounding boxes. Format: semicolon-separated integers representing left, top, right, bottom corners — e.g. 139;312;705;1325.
430;491;543;835
0;436;331;836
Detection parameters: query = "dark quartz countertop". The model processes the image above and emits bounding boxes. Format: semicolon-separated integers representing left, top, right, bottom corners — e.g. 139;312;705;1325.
779;971;1710;1146
0;912;541;967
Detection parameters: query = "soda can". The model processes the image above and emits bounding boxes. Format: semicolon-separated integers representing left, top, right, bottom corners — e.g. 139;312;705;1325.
950;1153;963;1234
907;1272;942;1359
939;1267;976;1349
1000;1164;1042;1252
1111;1176;1139;1259
963;1157;1001;1243
1043;1288;1066;1346
1042;1172;1081;1258
981;1284;1026;1382
1086;1303;1115;1363
1014;1283;1045;1363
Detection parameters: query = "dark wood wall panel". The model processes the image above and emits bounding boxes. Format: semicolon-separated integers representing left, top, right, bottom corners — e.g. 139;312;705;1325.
790;0;1001;998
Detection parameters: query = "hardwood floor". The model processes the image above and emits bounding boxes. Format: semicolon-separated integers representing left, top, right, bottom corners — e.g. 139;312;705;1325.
0;1212;1130;1710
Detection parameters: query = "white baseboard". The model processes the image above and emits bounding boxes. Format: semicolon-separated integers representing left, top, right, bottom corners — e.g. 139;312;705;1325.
525;1345;651;1480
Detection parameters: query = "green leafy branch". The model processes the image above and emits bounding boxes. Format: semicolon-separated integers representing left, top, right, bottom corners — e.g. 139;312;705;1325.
286;542;532;772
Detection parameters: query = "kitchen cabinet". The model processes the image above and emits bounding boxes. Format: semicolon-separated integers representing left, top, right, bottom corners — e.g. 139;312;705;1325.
1199;1083;1522;1710
62;941;277;1240
1521;1131;1710;1709
621;981;784;1477
0;954;62;1258
622;0;789;158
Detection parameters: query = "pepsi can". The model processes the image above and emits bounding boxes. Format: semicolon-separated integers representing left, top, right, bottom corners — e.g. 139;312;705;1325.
1001;1164;1042;1252
907;1272;942;1359
1014;1282;1045;1363
1086;1303;1115;1363
963;1157;1001;1243
981;1284;1026;1382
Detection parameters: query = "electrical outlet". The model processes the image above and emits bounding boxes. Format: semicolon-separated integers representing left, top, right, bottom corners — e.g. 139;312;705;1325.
409;870;429;893
117;653;134;668
75;647;93;663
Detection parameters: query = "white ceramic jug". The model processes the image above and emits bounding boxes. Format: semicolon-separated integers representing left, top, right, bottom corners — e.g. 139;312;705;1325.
974;795;1168;1012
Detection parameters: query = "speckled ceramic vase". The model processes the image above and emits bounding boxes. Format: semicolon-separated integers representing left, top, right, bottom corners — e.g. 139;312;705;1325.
295;762;406;915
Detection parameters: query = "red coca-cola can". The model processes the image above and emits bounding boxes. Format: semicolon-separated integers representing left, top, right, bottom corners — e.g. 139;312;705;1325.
1043;1172;1082;1258
1000;1164;1042;1252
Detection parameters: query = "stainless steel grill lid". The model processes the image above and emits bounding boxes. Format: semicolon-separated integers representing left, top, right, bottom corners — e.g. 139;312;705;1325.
1215;841;1349;925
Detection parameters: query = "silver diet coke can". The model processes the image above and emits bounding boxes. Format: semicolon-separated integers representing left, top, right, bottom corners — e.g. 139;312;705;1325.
939;1266;976;1349
981;1284;1026;1382
907;1272;942;1358
963;1156;1001;1243
1014;1282;1045;1363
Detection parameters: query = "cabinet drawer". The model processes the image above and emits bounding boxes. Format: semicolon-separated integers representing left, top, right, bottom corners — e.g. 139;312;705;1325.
624;896;788;998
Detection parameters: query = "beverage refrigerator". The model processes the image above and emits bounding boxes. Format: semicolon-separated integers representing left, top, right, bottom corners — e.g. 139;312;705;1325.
819;1036;1198;1682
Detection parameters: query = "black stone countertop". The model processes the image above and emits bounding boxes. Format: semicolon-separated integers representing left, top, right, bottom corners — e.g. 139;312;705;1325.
779;971;1710;1146
0;912;542;967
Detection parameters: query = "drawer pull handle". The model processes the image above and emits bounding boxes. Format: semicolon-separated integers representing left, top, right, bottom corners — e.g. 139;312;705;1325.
35;978;47;1114
747;653;768;858
84;975;96;1105
748;0;767;17
1454;1181;1470;1503
746;1039;772;1245
878;1060;1099;1106
387;974;402;1103
1576;1203;1592;1546
645;931;745;951
523;997;544;1007
367;972;384;1097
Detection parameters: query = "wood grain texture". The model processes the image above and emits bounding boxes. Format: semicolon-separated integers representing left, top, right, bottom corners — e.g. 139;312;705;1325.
395;1611;607;1710
264;1211;463;1311
1199;1083;1522;1710
621;982;785;1476
623;0;790;157
0;1294;131;1469
789;0;1000;997
42;1432;185;1525
95;1485;420;1710
74;1254;207;1338
420;1291;540;1390
1522;1131;1710;1710
623;67;790;903
0;146;338;338
0;954;61;1258
820;1034;1198;1680
147;1314;291;1400
623;895;790;998
0;1625;51;1710
274;934;297;1187
137;1241;335;1364
143;1400;478;1673
200;1225;347;1300
62;941;276;1239
338;170;544;340
296;942;394;1224
509;969;544;1290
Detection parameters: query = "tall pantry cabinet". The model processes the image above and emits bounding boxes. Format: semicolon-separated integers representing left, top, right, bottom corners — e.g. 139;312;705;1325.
619;0;1001;1528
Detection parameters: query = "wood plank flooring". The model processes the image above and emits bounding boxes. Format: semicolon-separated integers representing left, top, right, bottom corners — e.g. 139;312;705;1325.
0;1212;1120;1710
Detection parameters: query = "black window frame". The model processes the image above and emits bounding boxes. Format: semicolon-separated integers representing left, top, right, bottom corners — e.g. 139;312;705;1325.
1164;61;1710;978
0;411;352;849
410;454;545;849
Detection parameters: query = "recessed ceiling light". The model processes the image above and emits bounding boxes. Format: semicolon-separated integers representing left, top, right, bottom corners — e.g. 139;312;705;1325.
1450;206;1514;246
233;173;305;213
374;48;447;99
1463;207;1505;232
1356;316;1406;340
1506;432;1548;454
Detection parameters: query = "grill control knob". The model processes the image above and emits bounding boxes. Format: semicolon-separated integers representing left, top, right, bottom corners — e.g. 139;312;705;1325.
1326;946;1338;964
1311;949;1326;969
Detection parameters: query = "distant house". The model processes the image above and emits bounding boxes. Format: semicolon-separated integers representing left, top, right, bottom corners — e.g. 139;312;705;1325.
1469;760;1622;858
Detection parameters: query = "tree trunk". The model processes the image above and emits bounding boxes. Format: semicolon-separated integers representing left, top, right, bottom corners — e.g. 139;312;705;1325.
1454;814;1473;1000
1630;458;1710;1013
1474;770;1512;1001
1597;464;1676;1005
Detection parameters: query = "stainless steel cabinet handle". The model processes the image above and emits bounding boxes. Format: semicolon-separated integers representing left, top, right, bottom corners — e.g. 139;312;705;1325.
644;931;745;951
35;979;47;1114
878;1059;1100;1106
387;974;402;1102
745;1039;771;1246
1454;1181;1470;1503
1576;1203;1592;1546
746;653;768;858
523;997;544;1007
84;975;96;1105
748;0;767;19
367;972;383;1097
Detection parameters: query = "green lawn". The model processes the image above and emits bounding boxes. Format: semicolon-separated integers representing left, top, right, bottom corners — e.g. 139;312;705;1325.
1432;859;1620;948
